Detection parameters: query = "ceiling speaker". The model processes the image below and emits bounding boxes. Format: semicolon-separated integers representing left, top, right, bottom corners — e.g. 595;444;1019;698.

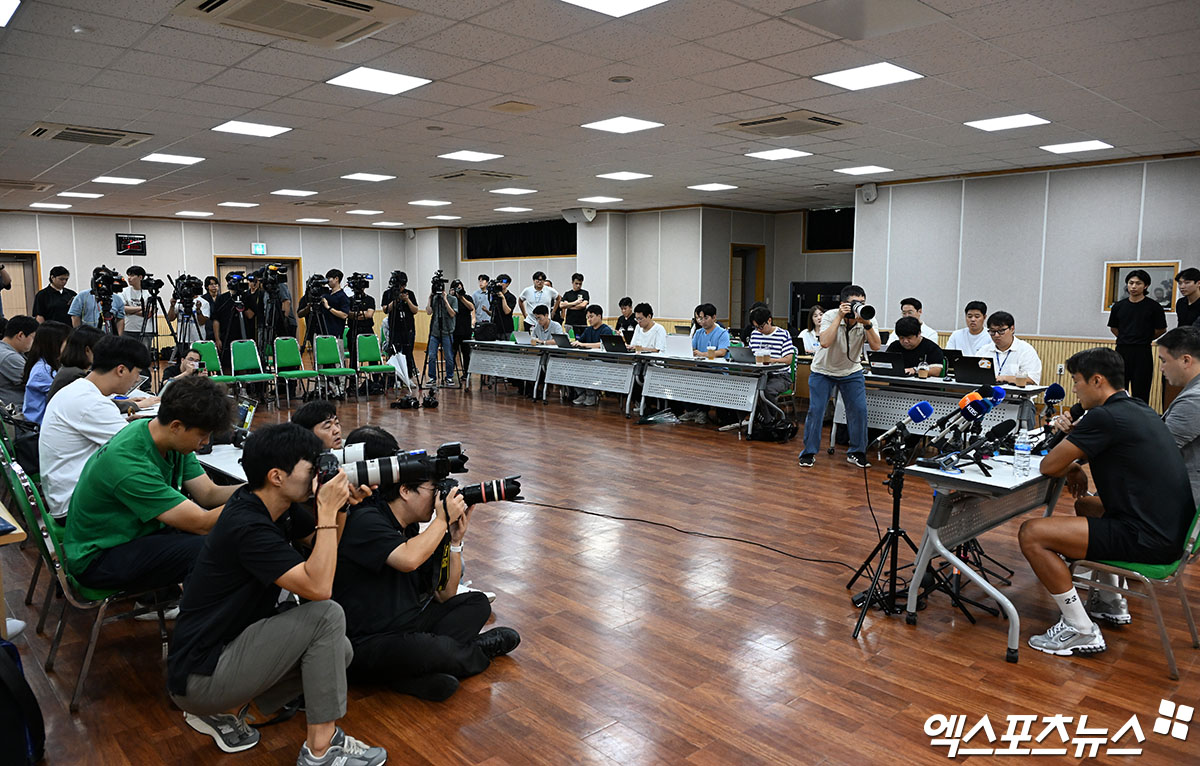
861;183;878;204
561;207;597;224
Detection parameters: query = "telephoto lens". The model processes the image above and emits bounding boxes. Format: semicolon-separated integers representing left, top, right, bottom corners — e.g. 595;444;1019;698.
440;476;523;505
849;300;876;321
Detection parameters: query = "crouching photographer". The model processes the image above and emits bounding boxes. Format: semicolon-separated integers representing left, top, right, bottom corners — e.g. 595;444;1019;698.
332;426;521;701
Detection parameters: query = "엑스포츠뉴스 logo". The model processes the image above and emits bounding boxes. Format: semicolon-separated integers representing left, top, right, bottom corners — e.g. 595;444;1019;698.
1154;699;1193;740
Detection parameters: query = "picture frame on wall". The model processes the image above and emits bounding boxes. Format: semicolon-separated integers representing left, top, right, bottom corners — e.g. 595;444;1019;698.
1103;260;1179;312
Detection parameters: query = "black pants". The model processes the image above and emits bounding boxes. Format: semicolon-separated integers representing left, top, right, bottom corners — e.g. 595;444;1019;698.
1116;343;1153;403
78;528;204;593
348;592;491;687
453;334;472;376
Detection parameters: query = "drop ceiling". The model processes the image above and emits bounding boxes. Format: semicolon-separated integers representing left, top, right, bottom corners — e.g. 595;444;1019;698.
0;0;1198;228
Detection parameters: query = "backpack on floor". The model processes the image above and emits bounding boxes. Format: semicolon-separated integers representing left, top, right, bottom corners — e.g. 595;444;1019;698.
0;639;45;765
747;418;799;443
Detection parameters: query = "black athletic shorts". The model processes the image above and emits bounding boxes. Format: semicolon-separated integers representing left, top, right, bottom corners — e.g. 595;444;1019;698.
1086;516;1182;564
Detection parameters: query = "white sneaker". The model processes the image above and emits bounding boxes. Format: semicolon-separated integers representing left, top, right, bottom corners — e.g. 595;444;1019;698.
678;410;697;422
1086;589;1132;625
1028;618;1106;656
5;617;25;638
584;393;599;406
135;605;180;621
572;393;588;405
693;411;707;424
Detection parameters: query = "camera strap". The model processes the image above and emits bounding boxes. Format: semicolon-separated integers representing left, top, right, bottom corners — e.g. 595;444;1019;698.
435;494;452;591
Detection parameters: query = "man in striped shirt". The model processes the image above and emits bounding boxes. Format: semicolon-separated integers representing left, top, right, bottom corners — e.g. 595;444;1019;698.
747;306;795;423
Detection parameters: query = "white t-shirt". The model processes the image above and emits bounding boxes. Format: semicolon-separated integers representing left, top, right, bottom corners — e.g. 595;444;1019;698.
172;297;210;345
631;322;667;352
798;328;820;354
121;286;156;333
39;377;130;518
946;327;991;357
977;336;1043;384
519;286;558;324
920;323;939;343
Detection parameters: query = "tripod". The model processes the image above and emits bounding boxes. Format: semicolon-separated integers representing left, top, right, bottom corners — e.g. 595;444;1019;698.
846;430;976;638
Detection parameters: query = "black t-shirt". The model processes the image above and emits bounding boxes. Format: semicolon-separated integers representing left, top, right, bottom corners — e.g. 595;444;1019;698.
1067;391;1194;557
561;289;590;326
381;287;417;341
489;291;517;331
332;498;441;640
453;291;474;338
320;290;350;339
167;488;307;695
1177;295;1200;328
212;292;258;343
32;286;77;324
1107;297;1167;345
886;337;945;369
614;314;637;342
346;292;376;340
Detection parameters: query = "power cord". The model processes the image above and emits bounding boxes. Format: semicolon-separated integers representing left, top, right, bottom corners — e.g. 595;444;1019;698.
519;500;858;573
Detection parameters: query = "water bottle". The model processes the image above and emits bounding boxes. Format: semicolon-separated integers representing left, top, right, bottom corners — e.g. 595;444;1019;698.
1013;429;1032;477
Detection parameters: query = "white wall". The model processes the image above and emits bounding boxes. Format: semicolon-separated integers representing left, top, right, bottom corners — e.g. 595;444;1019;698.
852;156;1200;338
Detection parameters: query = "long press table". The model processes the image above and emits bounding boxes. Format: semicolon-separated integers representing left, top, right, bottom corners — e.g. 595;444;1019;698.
834;373;1048;434
905;455;1066;662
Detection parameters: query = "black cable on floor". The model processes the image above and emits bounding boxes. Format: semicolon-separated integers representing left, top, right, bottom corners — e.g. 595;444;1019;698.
862;465;883;541
518;500;858;573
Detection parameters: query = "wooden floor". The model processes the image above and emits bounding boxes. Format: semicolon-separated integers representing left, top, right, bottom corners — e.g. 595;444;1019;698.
3;373;1199;765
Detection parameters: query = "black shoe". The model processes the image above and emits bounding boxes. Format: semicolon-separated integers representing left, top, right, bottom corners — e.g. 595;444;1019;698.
391;673;459;701
797;454;815;468
474;627;520;659
846;452;871;469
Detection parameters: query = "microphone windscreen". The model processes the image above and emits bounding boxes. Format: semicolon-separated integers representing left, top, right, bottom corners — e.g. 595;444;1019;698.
986;418;1017;439
990;386;1007;403
1069;402;1084;419
909;401;935;422
976;384;996;398
958;391;983;409
964;399;992;420
1044;383;1065;403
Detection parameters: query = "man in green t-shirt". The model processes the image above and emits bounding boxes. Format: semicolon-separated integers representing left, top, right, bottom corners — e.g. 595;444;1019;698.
64;375;241;593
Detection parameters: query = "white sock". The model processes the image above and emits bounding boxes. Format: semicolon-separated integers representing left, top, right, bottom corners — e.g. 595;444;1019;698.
1052;588;1095;631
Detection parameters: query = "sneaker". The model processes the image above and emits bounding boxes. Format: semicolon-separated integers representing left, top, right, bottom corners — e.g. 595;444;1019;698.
185;711;261;753
443;376;456;386
423;378;437;390
1028;618;1106;656
1086;589;1132;625
798;454;816;468
457;582;497;603
474;627;521;659
846;452;871;469
693;411;707;425
5;618;25;638
583;394;598;406
572;393;588;405
298;727;387;766
135;605;180;621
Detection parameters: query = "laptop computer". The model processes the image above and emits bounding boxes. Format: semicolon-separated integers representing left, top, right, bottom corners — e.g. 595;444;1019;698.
551;333;574;348
942;348;964;377
570;324;587;338
867;351;908;377
233;395;257;430
124;374;149;396
512;331;532;344
878;330;891;346
664;334;692;357
727;346;756;363
954;355;997;385
600;334;633;353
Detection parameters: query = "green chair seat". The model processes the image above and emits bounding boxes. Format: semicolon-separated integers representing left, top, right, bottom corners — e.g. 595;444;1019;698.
1097;559;1181;580
234;373;275;384
277;369;320;380
322;367;357;376
358;364;394;374
209;374;236;384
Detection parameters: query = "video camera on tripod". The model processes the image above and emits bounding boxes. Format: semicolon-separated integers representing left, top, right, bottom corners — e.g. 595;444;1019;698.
90;265;128;299
430;269;448;295
141;273;166;293
347;272;374;312
225;271;251;309
387;270;407;291
171;274;204;309
305;273;332;300
248;262;287;290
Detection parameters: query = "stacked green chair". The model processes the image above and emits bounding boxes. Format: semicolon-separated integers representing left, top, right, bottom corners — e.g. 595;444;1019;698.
314;335;357;400
355;334;395;396
274;336;320;405
191;340;235;384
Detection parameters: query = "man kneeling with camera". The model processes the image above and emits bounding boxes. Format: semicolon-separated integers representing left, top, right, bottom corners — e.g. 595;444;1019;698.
334;426;520;701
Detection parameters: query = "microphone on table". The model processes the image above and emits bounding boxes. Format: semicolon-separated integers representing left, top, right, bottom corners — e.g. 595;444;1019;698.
957;418;1018;462
988;385;1007;404
1037;402;1085;453
1040;383;1066;421
931;398;992;450
870;401;934;448
931;386;990;431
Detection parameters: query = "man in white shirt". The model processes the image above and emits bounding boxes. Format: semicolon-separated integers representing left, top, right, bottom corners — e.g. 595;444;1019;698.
39;335;151;520
629;302;666;353
166;293;210;348
122;266;157;351
518;272;558;332
977;310;1042;384
946;300;991;357
900;297;939;343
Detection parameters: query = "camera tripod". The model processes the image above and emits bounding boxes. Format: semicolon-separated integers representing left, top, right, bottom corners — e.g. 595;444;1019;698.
846;428;977;639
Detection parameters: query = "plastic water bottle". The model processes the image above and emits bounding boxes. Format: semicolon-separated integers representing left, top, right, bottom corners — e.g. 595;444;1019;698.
1013;429;1032;477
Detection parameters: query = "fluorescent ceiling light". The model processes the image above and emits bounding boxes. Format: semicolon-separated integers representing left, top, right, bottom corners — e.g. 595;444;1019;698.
297;218;329;223
835;165;893;175
488;187;537;195
581;116;663;134
372;221;405;227
688;183;738;191
57;192;103;199
745;148;813;161
495;207;532;212
578;196;622;203
438;150;504;162
597;171;652;180
30;202;70;209
218;201;259;208
346;209;383;215
1039;140;1113;154
409;199;451;206
814;62;923;91
271;189;318;197
211;120;291;138
326;66;431;96
964;113;1050;132
141;152;205;165
175;211;213;217
341;172;395;182
93;176;145;185
557;0;670;17
427;215;461;220
0;1;19;27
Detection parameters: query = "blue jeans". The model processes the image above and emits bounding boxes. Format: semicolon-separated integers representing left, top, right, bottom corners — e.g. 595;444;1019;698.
427;334;455;379
802;369;867;456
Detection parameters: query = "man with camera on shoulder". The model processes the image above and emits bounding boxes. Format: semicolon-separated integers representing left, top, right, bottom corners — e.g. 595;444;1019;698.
425;271;458;387
333;426;520;701
69;266;127;334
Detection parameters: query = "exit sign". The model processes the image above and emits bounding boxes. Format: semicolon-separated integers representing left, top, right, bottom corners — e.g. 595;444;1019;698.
251;242;267;255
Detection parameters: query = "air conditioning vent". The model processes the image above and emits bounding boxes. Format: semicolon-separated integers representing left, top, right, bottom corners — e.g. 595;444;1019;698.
432;169;525;182
23;122;153;148
0;179;55;193
173;0;416;49
716;110;856;137
290;200;358;208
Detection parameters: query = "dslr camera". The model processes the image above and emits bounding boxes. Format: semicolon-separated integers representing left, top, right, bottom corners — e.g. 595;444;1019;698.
430;269;448;295
90;265;128;299
848;300;875;321
305;273;332;300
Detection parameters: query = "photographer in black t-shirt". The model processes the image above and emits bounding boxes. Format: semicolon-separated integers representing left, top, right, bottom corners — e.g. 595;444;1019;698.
488;274;517;338
381;272;419;383
1107;268;1167;402
1019;347;1193;658
332;426;520;701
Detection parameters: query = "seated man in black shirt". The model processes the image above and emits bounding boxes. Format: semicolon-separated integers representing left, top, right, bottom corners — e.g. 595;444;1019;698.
334;426;520;701
168;424;383;765
885;316;944;376
1019;347;1194;657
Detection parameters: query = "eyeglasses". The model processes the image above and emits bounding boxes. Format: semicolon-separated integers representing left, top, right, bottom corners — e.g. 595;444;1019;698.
987;327;1011;336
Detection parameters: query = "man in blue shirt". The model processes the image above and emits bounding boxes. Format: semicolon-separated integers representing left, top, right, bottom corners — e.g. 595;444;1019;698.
691;303;729;359
69;269;127;333
569;305;613;406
